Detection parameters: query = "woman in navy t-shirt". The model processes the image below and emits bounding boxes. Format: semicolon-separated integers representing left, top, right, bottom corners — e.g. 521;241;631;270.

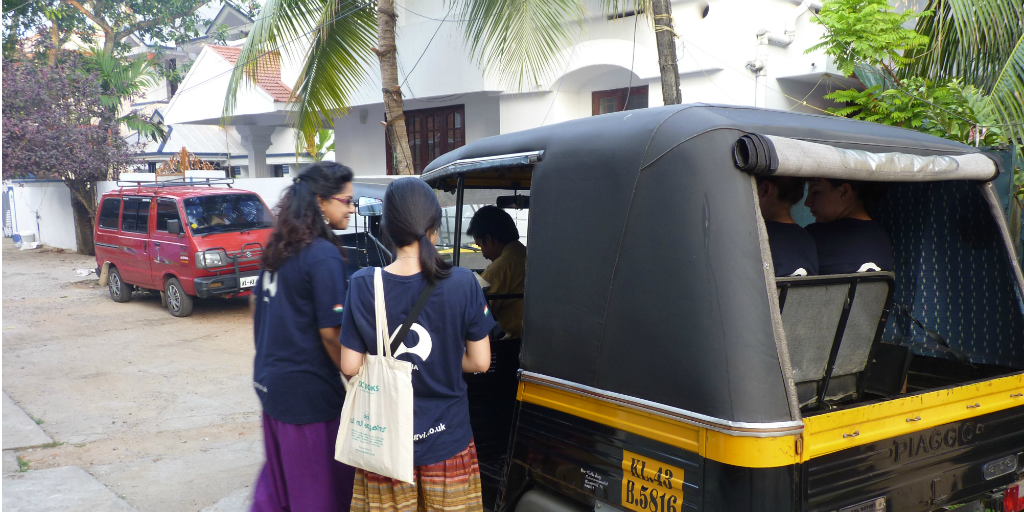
250;162;357;512
341;178;493;512
804;178;894;274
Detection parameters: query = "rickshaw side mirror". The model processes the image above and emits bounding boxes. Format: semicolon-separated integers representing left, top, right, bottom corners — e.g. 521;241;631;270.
357;197;383;217
496;195;529;209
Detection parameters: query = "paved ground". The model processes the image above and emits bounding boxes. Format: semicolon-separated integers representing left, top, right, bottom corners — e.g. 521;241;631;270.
3;392;53;449
2;239;260;511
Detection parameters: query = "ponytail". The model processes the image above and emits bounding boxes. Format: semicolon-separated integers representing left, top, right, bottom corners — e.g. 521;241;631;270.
382;178;452;284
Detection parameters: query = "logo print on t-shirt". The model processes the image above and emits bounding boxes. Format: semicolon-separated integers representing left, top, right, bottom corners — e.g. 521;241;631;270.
262;271;278;302
393;323;432;362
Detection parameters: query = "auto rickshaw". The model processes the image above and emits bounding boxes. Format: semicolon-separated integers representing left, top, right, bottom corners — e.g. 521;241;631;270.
415;104;1024;512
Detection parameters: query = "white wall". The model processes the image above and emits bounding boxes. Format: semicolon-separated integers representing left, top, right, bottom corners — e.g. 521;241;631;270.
8;181;79;251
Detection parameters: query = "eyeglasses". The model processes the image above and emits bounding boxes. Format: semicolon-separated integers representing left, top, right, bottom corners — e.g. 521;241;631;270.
329;196;353;205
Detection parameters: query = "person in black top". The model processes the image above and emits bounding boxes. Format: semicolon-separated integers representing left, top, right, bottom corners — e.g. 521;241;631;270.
803;178;894;274
757;176;819;276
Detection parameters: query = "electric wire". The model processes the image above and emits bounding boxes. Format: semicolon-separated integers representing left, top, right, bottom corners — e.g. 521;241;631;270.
620;11;639;112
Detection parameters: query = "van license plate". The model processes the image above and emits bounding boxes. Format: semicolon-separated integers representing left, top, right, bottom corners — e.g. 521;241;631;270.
838;497;885;512
239;276;258;288
620;450;685;512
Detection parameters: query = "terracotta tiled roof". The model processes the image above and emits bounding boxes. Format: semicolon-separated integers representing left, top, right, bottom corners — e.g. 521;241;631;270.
208;45;294;102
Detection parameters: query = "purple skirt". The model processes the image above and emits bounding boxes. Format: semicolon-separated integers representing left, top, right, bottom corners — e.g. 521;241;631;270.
251;411;355;512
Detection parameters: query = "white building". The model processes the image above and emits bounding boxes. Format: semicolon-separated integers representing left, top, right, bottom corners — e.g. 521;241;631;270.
164;0;850;177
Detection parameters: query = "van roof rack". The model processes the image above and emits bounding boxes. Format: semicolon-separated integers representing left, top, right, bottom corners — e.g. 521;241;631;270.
116;172;234;190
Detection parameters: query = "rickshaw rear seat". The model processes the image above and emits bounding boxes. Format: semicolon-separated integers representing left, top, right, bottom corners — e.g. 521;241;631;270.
777;272;895;408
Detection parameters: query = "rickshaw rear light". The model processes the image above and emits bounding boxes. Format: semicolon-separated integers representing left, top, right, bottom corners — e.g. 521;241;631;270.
1006;482;1021;512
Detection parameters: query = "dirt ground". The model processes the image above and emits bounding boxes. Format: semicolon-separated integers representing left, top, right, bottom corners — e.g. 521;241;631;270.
2;238;264;511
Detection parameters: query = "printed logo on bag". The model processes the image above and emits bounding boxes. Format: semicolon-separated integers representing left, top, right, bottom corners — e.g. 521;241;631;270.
393;323;433;363
357;381;380;393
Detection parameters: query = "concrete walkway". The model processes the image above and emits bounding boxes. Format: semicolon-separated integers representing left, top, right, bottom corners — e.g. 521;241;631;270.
3;466;138;512
3;392;52;449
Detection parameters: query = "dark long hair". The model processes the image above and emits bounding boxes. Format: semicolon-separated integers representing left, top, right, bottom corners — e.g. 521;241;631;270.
262;162;354;271
381;178;452;284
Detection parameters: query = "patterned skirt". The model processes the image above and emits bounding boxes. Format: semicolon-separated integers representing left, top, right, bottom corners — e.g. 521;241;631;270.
350;439;483;512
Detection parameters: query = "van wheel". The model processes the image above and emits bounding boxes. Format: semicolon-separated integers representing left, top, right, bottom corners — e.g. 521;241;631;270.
165;278;194;317
108;267;133;303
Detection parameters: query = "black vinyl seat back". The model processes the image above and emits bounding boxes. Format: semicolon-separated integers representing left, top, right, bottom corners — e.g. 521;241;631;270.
777;272;895;409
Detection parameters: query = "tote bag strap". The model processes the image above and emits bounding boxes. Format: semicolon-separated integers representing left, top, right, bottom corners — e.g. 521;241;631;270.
374;268;438;359
389;281;437;356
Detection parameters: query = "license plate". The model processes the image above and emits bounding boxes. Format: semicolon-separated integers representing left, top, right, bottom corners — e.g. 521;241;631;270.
239;276;258;288
838;496;886;512
982;455;1017;480
621;450;685;512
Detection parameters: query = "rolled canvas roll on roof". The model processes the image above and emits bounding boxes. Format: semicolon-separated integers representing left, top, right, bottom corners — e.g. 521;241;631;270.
735;133;998;182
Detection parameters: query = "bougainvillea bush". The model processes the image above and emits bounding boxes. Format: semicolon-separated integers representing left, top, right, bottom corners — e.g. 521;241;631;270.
3;52;139;254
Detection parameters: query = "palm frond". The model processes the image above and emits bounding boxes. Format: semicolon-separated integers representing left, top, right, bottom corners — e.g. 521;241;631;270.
290;0;376;146
902;0;1024;92
224;0;375;148
989;34;1024;145
122;113;168;143
456;0;587;90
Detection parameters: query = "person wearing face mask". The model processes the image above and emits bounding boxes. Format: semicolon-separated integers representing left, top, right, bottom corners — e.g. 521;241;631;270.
250;162;359;512
803;178;894;275
756;176;818;277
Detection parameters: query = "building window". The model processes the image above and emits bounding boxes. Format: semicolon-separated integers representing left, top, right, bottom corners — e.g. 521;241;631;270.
147;162;157;173
592;86;648;115
231;166;241;177
386;105;465;174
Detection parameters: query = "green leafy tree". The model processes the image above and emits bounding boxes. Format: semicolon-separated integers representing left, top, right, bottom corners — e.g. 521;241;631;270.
225;0;586;175
62;0;210;56
2;0;91;61
82;49;167;141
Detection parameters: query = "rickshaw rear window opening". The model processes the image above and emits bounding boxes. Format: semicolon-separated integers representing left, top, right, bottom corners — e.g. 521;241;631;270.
735;133;999;182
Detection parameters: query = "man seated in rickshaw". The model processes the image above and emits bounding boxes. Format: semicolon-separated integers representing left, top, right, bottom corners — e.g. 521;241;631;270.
467;206;526;339
804;178;894;274
756;176;818;277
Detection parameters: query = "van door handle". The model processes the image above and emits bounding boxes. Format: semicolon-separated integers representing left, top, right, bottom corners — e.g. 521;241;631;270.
154;242;160;247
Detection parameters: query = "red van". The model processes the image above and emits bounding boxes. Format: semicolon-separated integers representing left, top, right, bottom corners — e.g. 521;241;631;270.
94;177;274;317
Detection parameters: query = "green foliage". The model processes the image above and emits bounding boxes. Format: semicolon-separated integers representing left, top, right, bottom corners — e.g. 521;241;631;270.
82;50;166;142
458;0;587;89
807;0;930;77
312;129;335;162
212;23;231;45
17;456;29;472
824;78;1003;146
2;1;91;60
226;0;377;148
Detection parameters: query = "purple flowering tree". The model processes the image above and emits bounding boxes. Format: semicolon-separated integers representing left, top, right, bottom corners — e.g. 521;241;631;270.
2;52;139;255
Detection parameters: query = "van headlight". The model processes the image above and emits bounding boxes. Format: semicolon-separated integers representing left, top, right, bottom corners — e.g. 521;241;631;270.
195;250;227;269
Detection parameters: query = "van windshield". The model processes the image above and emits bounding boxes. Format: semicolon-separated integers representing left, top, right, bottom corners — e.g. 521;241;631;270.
183;194;273;235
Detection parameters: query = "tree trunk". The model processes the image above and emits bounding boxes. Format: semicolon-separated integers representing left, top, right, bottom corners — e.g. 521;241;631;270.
651;0;681;105
376;0;414;175
48;22;59;66
68;181;96;256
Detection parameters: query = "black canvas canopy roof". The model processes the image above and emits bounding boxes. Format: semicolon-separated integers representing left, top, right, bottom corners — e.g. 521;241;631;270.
423;104;1010;425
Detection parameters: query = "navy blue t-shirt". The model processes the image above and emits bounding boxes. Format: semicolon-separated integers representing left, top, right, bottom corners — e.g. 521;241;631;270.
805;218;894;275
253;238;348;424
765;221;819;276
340;266;495;466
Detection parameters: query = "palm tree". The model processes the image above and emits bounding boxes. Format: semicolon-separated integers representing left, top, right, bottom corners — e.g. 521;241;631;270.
601;0;682;106
83;49;167;142
900;0;1024;146
225;0;586;175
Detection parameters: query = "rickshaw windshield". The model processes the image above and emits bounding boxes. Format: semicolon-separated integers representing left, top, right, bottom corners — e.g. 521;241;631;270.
436;188;530;270
183;194;274;235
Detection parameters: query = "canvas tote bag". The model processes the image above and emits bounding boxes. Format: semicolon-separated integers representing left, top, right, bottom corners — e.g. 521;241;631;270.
336;267;416;483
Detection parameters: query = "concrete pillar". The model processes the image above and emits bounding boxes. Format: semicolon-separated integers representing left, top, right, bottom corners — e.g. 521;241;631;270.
237;125;276;178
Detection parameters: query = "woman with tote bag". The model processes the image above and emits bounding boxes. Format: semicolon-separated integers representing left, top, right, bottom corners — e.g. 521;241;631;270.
340;178;493;512
250;163;358;512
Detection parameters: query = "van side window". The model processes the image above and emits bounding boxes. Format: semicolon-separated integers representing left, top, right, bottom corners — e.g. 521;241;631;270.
121;198;151;234
155;200;181;232
98;198;121;230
